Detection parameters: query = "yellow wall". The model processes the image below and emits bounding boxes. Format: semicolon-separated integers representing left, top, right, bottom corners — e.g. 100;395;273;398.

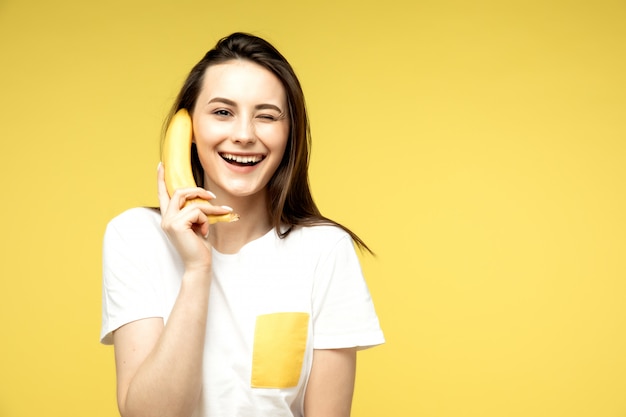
1;0;625;416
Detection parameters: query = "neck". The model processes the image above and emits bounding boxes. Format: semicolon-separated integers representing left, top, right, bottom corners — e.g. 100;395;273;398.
208;190;273;254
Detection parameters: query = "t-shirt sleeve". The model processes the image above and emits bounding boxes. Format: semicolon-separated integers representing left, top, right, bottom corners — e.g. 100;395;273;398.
311;233;385;350
100;210;165;345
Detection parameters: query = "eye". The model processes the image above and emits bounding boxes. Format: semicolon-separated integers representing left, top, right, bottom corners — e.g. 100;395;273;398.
213;109;232;117
257;114;277;121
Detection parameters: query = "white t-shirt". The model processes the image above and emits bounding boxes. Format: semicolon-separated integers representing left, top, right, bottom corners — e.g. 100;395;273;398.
101;207;384;417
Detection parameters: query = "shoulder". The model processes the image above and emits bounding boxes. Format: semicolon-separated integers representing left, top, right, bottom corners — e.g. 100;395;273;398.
104;207;163;245
102;207;173;271
107;206;160;227
284;224;356;256
289;224;351;241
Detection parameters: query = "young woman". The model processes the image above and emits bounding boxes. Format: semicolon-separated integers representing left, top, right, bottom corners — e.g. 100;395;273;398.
100;32;384;417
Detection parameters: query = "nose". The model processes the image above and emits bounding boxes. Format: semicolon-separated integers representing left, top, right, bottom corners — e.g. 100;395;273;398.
232;116;256;145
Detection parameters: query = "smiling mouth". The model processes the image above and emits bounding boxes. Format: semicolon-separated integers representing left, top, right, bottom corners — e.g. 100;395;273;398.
220;152;266;166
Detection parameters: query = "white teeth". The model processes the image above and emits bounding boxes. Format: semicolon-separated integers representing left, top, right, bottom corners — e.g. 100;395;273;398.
222;153;263;164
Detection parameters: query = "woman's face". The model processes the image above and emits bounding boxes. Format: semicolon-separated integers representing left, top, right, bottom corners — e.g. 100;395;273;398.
191;60;289;201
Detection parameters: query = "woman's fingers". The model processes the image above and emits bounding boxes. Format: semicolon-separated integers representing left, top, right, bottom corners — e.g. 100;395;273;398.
158;162;222;215
157;163;236;266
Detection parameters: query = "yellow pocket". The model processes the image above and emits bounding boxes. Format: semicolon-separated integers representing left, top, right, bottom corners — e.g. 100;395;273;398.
251;312;310;388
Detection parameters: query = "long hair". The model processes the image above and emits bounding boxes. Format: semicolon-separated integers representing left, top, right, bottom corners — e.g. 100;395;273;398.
161;32;372;254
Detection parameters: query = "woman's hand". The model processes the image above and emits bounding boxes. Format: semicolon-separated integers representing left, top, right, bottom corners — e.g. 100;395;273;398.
115;163;222;417
157;163;230;272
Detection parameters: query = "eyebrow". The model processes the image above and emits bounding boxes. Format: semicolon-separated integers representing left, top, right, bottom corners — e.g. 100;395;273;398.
208;97;284;113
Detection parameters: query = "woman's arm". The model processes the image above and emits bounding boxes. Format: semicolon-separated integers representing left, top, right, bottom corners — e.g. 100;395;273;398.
113;271;210;417
111;165;232;417
304;348;357;417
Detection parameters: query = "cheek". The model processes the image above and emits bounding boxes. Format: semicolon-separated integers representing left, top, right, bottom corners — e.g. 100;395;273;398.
258;124;289;150
193;120;227;145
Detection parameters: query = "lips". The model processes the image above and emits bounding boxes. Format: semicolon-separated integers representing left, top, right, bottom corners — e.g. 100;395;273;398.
219;152;266;166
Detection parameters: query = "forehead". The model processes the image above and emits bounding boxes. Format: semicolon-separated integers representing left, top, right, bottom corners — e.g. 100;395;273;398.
199;59;286;103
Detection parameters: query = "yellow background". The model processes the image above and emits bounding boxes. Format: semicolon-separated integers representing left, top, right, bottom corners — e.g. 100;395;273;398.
1;0;625;416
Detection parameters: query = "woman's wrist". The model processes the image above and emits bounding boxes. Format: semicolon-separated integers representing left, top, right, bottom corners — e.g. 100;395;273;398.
182;264;213;285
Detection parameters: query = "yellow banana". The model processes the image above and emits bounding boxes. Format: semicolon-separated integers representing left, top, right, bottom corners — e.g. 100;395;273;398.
162;108;239;224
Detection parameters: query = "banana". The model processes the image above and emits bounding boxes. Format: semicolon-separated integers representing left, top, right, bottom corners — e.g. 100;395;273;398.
162;108;239;224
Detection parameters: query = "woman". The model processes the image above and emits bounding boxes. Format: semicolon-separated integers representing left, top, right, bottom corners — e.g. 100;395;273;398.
101;32;384;417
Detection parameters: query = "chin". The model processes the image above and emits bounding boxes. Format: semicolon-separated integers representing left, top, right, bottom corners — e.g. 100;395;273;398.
223;183;266;199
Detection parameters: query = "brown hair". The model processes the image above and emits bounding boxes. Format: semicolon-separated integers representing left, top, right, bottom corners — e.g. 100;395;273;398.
162;32;372;253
